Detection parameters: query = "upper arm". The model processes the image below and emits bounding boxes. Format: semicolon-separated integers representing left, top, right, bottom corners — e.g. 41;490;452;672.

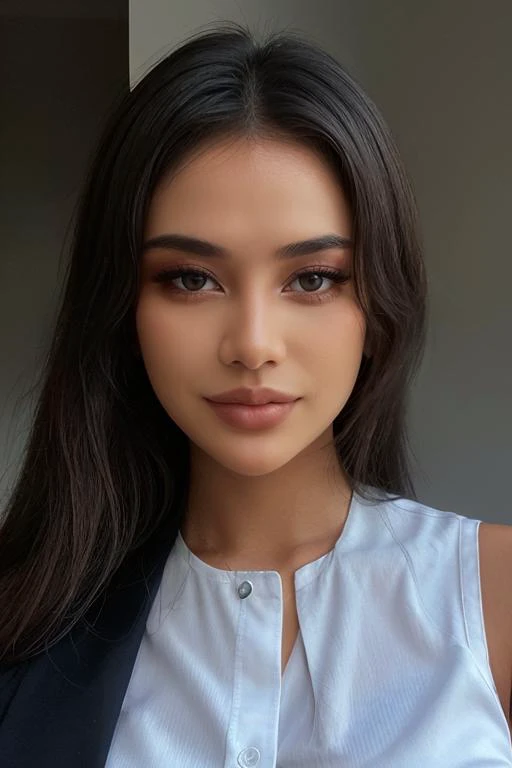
478;521;512;727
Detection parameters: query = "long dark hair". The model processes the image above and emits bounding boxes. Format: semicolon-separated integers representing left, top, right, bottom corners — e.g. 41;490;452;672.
0;21;427;664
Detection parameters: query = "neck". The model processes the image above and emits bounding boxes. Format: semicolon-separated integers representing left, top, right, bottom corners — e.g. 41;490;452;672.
180;435;353;571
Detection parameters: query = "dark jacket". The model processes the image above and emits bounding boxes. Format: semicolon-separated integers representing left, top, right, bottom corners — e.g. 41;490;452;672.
0;533;172;767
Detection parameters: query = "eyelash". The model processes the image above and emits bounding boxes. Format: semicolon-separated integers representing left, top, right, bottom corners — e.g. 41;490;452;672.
151;265;351;304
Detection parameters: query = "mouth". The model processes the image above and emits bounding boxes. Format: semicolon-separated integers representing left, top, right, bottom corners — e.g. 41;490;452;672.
204;398;299;430
206;387;299;405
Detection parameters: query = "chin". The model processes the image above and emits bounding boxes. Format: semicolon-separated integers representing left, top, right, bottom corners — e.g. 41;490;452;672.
198;441;302;478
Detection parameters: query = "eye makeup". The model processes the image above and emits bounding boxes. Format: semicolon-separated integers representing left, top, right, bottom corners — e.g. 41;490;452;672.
151;263;351;305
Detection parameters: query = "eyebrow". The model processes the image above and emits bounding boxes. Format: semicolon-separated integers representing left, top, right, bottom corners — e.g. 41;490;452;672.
142;232;353;260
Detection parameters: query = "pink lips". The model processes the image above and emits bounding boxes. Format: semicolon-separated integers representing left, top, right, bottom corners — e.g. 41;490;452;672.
207;387;298;405
205;400;298;429
205;387;300;430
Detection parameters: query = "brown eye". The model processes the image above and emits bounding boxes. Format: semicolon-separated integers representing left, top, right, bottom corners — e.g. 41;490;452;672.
152;267;218;292
287;267;350;294
180;272;209;291
152;265;351;303
297;273;324;292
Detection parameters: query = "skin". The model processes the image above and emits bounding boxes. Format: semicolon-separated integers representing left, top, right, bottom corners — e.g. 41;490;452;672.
137;134;366;568
478;523;512;729
136;133;512;710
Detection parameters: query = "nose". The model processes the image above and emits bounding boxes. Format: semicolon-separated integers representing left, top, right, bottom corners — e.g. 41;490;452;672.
218;293;287;370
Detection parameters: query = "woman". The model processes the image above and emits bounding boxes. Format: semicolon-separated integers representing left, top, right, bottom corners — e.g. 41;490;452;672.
1;21;511;767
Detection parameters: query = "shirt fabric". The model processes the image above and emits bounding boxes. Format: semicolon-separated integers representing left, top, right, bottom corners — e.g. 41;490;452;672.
105;489;512;767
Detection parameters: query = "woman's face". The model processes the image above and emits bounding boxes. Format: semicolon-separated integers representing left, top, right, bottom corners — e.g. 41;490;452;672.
136;135;367;477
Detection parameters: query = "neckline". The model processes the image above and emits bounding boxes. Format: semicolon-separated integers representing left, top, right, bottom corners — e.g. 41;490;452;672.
174;488;363;590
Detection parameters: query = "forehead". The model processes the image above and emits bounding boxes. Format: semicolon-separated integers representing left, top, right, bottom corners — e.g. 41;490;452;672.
144;136;352;241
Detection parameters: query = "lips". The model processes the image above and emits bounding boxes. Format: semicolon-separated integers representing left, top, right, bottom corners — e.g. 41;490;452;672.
205;399;298;430
206;387;298;405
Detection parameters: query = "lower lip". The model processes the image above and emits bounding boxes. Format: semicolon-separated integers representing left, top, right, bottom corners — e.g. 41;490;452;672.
205;399;299;429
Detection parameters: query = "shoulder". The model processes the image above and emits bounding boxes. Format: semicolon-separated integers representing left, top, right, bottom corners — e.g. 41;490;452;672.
478;521;512;726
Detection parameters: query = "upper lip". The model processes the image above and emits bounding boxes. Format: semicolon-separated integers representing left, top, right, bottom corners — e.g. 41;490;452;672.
206;387;299;405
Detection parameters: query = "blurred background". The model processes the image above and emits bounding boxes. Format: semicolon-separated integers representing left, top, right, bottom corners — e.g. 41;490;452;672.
1;0;510;521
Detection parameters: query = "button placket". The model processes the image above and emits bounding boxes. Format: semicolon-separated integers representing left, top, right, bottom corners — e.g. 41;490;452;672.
224;573;282;768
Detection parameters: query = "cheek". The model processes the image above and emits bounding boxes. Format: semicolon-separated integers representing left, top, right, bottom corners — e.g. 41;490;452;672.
297;304;366;366
312;310;366;416
136;301;207;375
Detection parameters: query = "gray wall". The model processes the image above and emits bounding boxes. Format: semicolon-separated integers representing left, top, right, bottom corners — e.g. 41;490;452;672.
354;2;512;520
0;6;128;509
129;0;511;521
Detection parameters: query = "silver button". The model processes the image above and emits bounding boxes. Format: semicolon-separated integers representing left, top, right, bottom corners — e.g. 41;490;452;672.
237;580;253;599
237;746;260;767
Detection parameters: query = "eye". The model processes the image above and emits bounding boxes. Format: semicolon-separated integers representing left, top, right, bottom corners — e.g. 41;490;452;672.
152;267;217;293
151;265;351;302
286;267;351;295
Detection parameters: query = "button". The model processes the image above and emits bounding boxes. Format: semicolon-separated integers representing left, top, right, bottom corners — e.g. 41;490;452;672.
237;746;261;767
237;580;253;599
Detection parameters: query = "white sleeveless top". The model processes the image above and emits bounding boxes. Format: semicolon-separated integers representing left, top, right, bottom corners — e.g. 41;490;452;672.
105;490;512;767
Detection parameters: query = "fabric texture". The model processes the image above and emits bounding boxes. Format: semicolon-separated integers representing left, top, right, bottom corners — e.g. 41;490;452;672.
105;490;512;767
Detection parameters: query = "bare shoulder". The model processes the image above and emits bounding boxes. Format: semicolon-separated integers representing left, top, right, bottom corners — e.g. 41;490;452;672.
478;521;512;726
